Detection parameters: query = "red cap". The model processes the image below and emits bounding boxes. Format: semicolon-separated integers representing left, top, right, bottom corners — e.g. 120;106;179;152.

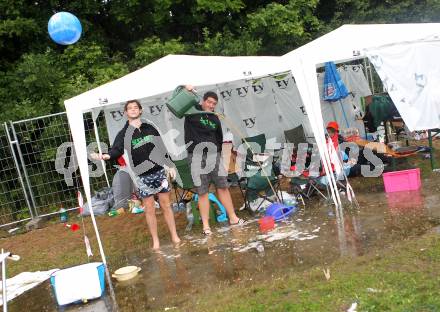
326;121;339;132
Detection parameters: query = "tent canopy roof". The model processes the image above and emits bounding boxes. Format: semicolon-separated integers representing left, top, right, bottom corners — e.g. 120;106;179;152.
64;55;287;113
283;23;440;66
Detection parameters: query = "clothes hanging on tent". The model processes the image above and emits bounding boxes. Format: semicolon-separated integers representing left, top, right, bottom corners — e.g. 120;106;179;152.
323;62;349;101
367;95;400;130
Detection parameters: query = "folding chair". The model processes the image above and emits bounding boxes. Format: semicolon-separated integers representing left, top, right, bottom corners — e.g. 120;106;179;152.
172;157;228;228
239;168;282;212
238;133;283;212
284;124;307;146
242;133;266;161
172;158;195;204
290;165;349;202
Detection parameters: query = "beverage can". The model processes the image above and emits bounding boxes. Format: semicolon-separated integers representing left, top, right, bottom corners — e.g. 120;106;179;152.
59;207;68;223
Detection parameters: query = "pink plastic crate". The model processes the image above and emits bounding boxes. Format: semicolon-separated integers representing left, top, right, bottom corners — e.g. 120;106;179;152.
383;168;421;193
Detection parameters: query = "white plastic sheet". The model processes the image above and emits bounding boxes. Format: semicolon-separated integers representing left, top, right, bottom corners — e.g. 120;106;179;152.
366;38;440;131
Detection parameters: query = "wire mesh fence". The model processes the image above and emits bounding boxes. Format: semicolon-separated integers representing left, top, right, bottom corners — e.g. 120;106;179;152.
0;126;32;226
0;112;115;226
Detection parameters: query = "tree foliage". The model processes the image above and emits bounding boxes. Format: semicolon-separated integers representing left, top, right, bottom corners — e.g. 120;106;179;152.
0;0;439;122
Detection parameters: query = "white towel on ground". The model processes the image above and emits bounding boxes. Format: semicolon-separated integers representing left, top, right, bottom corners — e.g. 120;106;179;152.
0;269;58;306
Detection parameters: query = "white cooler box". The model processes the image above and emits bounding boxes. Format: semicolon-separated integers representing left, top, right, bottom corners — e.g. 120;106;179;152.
50;262;105;306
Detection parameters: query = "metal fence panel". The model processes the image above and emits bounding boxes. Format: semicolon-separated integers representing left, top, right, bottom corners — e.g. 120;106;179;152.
3;112;115;221
0;125;33;226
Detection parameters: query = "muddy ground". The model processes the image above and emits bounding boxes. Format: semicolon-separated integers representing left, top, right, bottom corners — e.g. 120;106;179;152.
2;140;440;311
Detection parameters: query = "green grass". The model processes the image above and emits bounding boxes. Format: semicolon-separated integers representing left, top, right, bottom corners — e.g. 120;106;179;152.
182;233;440;312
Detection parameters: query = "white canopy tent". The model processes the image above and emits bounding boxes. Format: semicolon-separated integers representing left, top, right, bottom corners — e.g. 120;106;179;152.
64;55;290;264
65;23;440;264
365;36;440;131
282;23;440;208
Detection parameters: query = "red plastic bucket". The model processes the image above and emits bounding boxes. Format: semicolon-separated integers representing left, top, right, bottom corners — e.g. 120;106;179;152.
258;216;275;233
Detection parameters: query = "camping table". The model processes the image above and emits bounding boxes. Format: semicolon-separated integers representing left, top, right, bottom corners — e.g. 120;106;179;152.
354;139;418;171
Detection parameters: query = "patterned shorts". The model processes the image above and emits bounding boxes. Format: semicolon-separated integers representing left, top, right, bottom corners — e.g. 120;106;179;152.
137;168;170;198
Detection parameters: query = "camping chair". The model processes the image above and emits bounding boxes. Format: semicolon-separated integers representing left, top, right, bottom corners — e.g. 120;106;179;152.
289;149;349;202
242;133;266;162
290;169;348;202
172;158;195;204
284;124;308;146
238;134;283;212
172;157;229;228
238;163;282;212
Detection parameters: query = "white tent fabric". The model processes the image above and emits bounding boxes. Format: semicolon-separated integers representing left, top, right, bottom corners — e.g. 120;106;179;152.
284;23;440;67
65;24;440;258
365;37;440;131
66;55;286;114
282;23;440;206
318;65;370;137
103;73;315;156
102;67;368;157
64;55;289;265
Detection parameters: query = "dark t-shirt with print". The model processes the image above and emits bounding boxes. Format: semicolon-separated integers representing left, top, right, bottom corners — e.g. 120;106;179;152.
108;121;167;175
184;105;223;154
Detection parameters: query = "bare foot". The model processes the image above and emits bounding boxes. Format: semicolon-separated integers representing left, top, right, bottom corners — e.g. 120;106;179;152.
172;236;181;245
152;242;160;250
229;216;240;224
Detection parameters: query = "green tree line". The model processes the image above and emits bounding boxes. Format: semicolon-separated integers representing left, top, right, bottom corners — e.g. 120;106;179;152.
1;0;440;122
1;0;440;222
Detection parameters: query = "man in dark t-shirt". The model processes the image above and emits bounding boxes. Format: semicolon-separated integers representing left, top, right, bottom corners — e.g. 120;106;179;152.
184;87;245;235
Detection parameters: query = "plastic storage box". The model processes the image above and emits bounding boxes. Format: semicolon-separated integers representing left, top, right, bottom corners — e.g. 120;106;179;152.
383;168;421;193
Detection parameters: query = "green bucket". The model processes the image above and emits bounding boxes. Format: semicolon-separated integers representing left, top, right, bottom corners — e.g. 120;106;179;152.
191;200;218;225
166;86;202;119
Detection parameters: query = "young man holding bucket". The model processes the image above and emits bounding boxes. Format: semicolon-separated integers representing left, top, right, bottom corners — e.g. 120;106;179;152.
184;86;245;235
91;100;180;249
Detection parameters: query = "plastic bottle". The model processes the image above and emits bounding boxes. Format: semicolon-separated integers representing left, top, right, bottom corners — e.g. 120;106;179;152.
108;209;119;217
256;243;265;255
172;203;179;213
185;202;194;231
178;202;186;212
59;207;68;223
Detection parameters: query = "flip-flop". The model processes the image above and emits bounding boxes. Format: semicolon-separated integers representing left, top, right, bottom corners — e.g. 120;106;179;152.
173;240;185;248
202;228;212;236
230;218;246;226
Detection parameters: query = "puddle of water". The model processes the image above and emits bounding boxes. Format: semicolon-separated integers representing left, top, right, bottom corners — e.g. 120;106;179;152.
7;182;440;312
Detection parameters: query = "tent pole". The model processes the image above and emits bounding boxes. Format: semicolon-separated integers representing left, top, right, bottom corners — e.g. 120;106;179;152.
92;117;110;187
294;59;342;208
367;59;375;94
339;100;350;127
2;249;7;312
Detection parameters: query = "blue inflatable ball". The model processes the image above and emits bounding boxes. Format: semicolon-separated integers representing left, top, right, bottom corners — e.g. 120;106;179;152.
48;12;82;45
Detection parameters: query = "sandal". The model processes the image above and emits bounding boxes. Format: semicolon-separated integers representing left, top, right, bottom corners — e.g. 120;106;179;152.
230;218;246;226
202;228;212;236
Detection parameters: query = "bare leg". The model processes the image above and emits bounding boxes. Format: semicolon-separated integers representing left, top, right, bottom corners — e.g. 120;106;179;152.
157;192;181;244
198;193;211;231
216;187;240;224
142;196;160;250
